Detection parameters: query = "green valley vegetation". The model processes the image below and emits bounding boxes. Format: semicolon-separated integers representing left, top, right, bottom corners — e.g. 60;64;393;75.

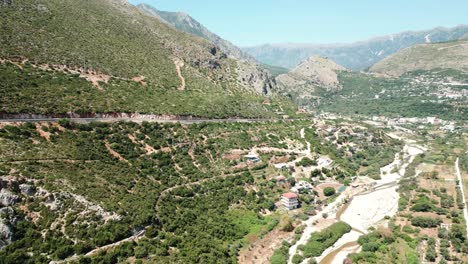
309;70;467;120
350;227;419;264
0;120;296;263
350;127;468;263
0;118;402;263
298;221;351;258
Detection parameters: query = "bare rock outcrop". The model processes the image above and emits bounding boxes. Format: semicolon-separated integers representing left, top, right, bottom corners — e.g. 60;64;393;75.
275;56;347;100
237;60;277;95
19;184;36;196
0;189;20;207
0;207;16;249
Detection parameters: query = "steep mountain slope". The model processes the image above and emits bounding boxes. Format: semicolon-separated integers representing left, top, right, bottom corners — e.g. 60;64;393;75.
137;3;253;61
369;40;468;76
243;25;468;70
136;3;278;96
0;0;293;118
276;56;347;97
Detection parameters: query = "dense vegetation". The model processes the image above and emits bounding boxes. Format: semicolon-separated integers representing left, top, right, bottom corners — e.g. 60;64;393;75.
351;227;419;264
0;0;298;118
270;241;291;264
0;62;295;118
307;70;467;120
299;221;351;258
0;120;305;263
0;118;403;263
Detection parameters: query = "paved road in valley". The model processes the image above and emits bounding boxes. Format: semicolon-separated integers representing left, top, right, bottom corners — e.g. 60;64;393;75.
455;158;468;237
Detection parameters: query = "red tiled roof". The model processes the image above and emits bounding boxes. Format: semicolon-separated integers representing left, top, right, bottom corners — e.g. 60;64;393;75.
282;192;298;199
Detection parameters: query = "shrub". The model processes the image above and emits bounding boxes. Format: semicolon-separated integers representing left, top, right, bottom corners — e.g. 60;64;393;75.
411;216;442;228
323;187;336;197
302;222;351;257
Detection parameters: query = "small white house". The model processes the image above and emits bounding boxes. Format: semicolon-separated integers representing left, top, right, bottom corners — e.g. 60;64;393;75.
244;154;260;163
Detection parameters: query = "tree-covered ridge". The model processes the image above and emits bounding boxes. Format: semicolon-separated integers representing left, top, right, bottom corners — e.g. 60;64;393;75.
0;119;400;263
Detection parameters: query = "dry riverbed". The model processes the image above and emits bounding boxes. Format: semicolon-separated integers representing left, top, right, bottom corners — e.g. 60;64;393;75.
287;141;426;264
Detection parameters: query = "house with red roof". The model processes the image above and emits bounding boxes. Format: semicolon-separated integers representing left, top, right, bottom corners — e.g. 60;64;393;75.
281;192;299;210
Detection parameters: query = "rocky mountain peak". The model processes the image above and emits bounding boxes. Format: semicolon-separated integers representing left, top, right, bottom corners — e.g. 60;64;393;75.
277;56;347;93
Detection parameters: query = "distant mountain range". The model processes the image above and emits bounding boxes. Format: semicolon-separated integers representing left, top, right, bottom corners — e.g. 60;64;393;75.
243;25;468;70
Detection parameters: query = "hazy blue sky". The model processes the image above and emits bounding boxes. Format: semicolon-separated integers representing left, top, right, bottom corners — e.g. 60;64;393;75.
129;0;468;46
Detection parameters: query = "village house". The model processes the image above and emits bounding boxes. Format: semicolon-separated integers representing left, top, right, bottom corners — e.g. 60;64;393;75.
281;192;299;210
243;154;260;163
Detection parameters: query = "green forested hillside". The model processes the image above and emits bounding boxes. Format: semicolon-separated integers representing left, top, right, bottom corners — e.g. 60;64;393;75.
370;40;468;76
0;62;291;118
0;119;400;263
0;0;295;118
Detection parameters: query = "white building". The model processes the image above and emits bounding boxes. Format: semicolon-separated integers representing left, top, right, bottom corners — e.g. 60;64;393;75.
281;192;299;210
244;154;260;163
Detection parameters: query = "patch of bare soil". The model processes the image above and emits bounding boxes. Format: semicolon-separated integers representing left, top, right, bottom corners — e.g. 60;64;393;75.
105;142;127;162
132;76;146;86
0;122;21;129
174;59;186;90
238;228;293;264
223;152;243;160
1;57;146;90
270;155;290;164
35;123;51;142
52;123;66;132
160;147;171;153
144;144;158;155
127;134;139;144
19;204;41;224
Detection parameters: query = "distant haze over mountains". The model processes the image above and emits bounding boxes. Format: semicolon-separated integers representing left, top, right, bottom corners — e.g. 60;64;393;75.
243;25;468;70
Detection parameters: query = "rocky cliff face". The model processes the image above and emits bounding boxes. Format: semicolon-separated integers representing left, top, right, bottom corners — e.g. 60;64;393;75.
236;60;277;94
276;56;347;96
